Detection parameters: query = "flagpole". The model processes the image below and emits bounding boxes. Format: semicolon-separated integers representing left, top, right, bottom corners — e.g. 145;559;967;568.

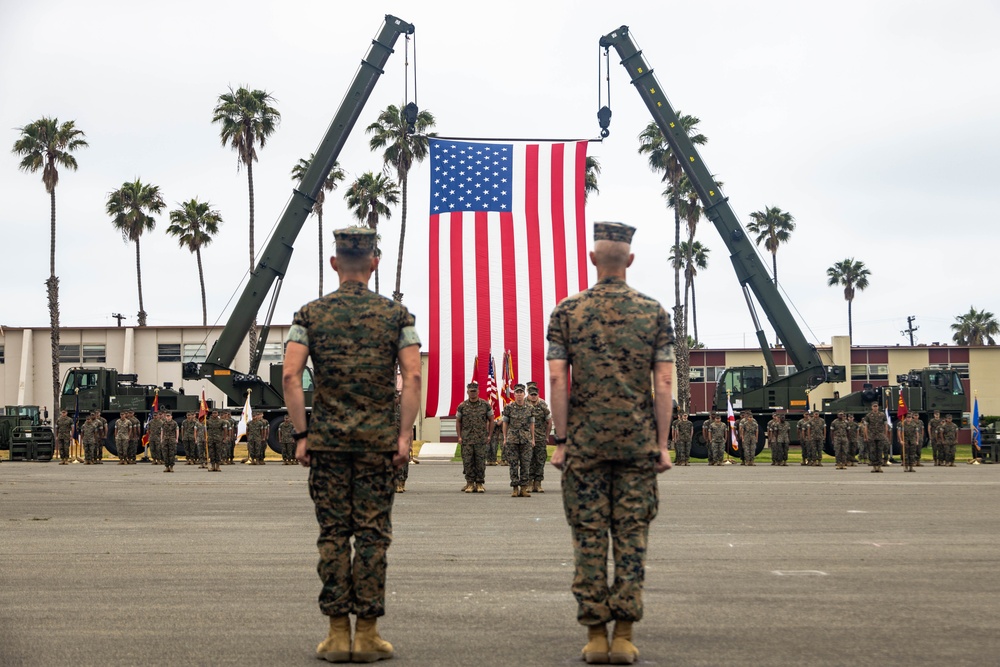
201;389;212;469
971;391;980;464
71;389;82;463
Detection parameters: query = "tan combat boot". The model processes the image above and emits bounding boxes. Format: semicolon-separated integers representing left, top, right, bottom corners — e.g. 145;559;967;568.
352;617;393;662
521;485;531;498
609;620;639;665
461;483;473;493
512;487;520;497
316;615;351;662
582;622;610;664
475;483;484;493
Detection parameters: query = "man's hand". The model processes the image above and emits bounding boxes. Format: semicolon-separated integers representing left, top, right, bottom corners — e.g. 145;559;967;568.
295;440;311;467
392;435;410;468
655;449;673;473
550;443;566;470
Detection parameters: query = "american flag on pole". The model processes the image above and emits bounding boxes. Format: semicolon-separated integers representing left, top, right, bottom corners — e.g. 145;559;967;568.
486;354;501;419
425;139;590;417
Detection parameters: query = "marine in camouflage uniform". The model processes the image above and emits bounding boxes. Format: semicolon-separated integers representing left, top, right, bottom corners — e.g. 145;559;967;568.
222;412;236;464
797;414;812;466
769;414;790;466
706;414;727;466
738;412;759;465
502;386;535;496
938;415;958;466
487;416;503;465
56;410;73;463
862;403;889;473
283;226;421;661
81;415;99;464
181;413;197;464
247;413;268;465
147;411;164;464
672;413;693;465
94;412;107;463
809;413;826;466
927;411;944;466
846;414;860;465
456;382;493;493
278;415;296;464
546;221;675;664
526;381;552;491
830;412;850;469
206;410;225;472
902;412;922;472
114;413;131;465
161;411;179;472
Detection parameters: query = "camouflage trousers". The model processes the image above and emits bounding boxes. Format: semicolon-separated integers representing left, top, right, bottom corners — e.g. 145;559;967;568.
868;439;887;468
149;440;161;462
799;440;814;463
674;438;691;464
931;442;942;463
162;440;178;468
486;434;500;463
942;444;956;464
309;451;395;618
127;438;138;461
771;440;789;463
902;441;921;467
741;442;756;465
562;454;658;625
83;440;98;462
182;437;197;461
394;459;409;484
848;439;859;460
506;441;533;487
529;439;548;482
248;439;266;460
57;438;71;460
281;440;296;462
811;439;825;463
461;440;488;484
707;440;725;464
208;439;224;465
115;437;129;461
833;437;850;466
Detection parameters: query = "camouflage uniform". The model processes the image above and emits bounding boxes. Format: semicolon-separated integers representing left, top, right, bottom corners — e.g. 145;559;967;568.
147;413;164;464
223;414;237;464
55;413;73;462
181;414;197;463
82;417;99;463
161;415;179;470
862;408;889;472
502;399;534;490
546;246;675;628
797;417;812;465
125;412;139;463
707;419;728;465
927;414;943;465
286;235;421;620
938;418;958;466
738;414;759;465
847;416;861;464
830;415;850;468
809;414;826;466
278;417;296;464
114;416;131;463
94;414;107;462
672;417;693;465
456;395;493;487
526;390;551;485
902;415;922;471
247;415;268;464
206;413;225;469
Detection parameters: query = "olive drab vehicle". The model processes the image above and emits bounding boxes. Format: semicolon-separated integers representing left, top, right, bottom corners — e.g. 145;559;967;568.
1;406;55;461
180;15;416;450
600;25;966;459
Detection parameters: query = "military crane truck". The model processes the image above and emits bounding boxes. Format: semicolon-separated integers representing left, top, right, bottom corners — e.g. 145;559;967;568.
181;14;416;452
600;25;965;459
1;406;54;461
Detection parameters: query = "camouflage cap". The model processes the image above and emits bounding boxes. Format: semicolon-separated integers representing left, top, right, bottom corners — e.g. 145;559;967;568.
593;221;636;245
334;226;376;256
526;381;538;393
514;384;526;392
467;381;479;390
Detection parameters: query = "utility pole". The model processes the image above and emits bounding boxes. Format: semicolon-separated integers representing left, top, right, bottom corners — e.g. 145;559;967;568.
901;315;918;346
112;313;126;327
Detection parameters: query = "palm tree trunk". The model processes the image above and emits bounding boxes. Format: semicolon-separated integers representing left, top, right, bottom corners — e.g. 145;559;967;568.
673;205;681;317
674;306;690;413
196;247;207;326
692;276;699;345
247;159;258;360
48;188;61;410
772;251;779;347
847;299;853;345
393;175;408;302
317;208;324;297
135;238;146;326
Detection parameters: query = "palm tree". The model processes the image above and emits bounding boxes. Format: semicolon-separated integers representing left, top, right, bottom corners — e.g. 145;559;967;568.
12;117;88;408
366;104;436;302
669;241;710;345
106;180;165;326
166;199;222;325
584;156;601;202
344;171;400;294
951;307;999;345
747;205;796;346
291;154;345;296
212;86;280;354
826;258;871;344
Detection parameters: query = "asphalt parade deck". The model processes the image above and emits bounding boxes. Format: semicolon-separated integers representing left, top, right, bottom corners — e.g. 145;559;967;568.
2;459;998;666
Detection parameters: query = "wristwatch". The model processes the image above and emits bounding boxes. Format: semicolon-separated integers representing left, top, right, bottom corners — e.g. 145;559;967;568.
292;430;309;441
554;436;568;445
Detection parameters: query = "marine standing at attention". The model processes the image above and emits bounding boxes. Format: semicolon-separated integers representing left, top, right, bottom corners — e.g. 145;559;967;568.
502;384;535;497
455;381;493;493
283;227;421;663
525;381;552;493
56;409;73;464
672;413;693;466
548;221;675;665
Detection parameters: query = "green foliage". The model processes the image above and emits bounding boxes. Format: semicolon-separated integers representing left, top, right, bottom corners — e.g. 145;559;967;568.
951;307;999;346
211;87;280;169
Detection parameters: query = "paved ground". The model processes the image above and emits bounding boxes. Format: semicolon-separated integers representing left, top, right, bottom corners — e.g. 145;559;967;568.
1;459;998;666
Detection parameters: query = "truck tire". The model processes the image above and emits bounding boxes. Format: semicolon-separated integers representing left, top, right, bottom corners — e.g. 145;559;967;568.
689;420;708;460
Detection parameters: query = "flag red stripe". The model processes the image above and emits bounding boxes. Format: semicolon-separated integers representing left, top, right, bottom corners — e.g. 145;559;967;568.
549;143;569;304
500;211;518;366
426;215;441;418
524;145;545;389
449;214;466;415
475;212;492;385
574;141;589;292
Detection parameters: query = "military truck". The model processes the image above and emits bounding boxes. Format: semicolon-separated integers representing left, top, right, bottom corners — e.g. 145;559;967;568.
1;405;55;461
600;25;966;458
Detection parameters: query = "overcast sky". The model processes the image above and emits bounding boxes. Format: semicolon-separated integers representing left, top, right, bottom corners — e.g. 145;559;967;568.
3;0;998;352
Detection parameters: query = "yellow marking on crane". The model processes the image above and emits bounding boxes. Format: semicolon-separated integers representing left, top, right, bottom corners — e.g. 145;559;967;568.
214;370;231;376
689;156;695;162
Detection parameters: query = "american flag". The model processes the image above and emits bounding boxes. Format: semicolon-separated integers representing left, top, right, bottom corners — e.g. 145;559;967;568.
425;139;590;417
486;354;501;419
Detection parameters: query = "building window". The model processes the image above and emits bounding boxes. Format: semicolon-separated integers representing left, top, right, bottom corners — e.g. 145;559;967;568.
706;366;727;382
0;344;4;363
158;344;182;362
689;367;706;382
852;364;888;381
59;344;81;363
82;344;106;363
183;343;208;363
261;342;284;362
439;417;457;438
